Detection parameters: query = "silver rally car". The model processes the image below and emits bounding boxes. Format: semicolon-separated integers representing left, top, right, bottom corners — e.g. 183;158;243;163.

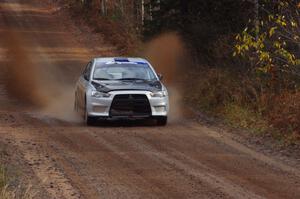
74;57;169;126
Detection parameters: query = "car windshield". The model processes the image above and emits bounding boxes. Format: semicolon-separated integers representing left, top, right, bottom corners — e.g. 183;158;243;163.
93;62;157;81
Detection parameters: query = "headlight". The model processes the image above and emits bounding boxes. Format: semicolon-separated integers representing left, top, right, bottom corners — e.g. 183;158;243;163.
91;91;111;98
150;90;168;98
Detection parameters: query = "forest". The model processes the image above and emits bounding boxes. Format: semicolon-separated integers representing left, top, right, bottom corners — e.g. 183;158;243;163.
69;0;300;141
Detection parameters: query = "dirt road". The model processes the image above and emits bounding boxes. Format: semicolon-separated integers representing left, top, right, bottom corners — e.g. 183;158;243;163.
0;0;300;198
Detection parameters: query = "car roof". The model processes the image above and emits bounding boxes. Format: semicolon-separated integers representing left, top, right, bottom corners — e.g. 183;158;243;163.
94;57;149;64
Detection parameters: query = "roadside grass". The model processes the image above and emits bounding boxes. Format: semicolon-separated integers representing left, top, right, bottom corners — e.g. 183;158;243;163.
0;165;8;190
1;182;35;199
0;150;36;199
222;103;268;134
184;67;300;144
0;164;14;199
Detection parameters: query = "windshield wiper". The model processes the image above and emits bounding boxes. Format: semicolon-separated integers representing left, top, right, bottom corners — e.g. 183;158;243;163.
117;78;148;81
94;78;111;80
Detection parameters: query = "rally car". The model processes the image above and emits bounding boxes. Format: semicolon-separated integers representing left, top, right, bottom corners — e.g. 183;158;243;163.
74;57;169;126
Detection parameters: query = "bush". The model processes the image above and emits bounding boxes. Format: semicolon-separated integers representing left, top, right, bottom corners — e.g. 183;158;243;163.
268;92;300;139
184;67;268;132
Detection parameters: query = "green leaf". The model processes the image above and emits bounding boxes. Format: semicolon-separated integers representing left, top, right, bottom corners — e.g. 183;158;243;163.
269;27;277;37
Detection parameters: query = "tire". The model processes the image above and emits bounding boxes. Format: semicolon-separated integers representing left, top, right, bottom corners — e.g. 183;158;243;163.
85;110;97;126
74;92;80;112
86;116;97;126
74;98;78;112
84;99;97;126
155;116;168;126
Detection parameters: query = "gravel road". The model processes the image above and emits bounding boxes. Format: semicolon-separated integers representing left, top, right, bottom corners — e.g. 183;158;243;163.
0;0;300;198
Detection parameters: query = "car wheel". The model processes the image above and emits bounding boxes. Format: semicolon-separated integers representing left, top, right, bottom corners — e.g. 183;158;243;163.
84;101;97;126
155;116;168;126
74;92;80;112
74;98;78;112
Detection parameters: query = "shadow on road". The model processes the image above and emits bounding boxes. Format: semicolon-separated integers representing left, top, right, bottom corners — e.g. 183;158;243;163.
89;118;159;128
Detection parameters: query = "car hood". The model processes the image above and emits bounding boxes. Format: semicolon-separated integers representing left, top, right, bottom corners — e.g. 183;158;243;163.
92;80;163;93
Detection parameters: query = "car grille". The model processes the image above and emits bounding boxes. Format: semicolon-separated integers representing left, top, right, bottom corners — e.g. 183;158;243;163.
110;94;151;117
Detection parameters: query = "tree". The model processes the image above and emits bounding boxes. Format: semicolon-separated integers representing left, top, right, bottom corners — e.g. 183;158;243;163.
234;0;300;90
81;0;92;8
143;0;252;65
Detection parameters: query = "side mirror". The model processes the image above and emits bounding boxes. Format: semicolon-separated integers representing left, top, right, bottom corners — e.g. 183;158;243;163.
158;74;163;81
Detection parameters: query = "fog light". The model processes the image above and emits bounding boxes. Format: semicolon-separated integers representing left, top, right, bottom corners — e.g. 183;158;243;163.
154;106;166;112
93;106;107;113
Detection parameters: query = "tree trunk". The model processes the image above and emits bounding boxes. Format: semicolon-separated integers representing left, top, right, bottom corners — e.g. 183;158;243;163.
100;0;107;16
254;0;259;39
141;0;145;25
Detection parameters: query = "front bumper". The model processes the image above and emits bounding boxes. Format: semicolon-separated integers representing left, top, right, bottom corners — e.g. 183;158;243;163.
86;90;169;118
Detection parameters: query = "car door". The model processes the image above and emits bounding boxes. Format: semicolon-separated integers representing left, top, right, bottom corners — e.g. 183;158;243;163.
77;61;93;111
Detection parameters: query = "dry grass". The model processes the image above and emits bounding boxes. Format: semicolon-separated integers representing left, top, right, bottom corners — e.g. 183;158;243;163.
0;166;7;189
268;92;300;141
0;165;36;199
0;185;36;199
222;103;268;134
184;67;299;142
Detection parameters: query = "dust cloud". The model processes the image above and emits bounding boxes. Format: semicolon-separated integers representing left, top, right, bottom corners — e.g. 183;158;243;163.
2;29;187;123
2;29;80;122
40;88;80;122
3;30;46;106
143;32;187;121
